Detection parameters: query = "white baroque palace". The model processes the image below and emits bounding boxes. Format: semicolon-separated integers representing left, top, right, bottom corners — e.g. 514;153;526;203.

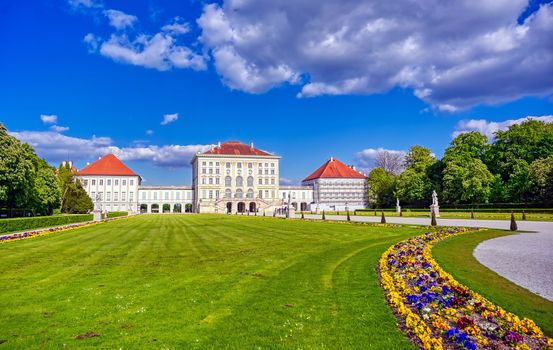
76;141;368;214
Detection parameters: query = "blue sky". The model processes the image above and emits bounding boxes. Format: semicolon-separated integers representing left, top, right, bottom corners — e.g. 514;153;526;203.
1;0;552;185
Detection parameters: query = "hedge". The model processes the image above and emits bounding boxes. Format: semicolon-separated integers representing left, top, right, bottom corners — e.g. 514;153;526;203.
0;214;93;234
107;211;128;218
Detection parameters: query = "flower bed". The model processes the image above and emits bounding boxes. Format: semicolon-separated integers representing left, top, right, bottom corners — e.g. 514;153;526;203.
0;214;137;245
379;228;552;350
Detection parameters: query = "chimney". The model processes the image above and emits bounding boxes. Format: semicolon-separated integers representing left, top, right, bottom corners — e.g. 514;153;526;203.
330;157;334;161
250;142;254;148
218;141;221;147
351;165;356;171
86;162;90;166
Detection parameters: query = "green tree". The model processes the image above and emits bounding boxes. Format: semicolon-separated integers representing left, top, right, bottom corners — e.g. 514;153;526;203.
58;162;92;214
507;159;533;204
367;167;395;207
442;158;494;205
487;120;553;181
443;132;488;163
32;159;61;215
394;146;436;205
529;155;553;205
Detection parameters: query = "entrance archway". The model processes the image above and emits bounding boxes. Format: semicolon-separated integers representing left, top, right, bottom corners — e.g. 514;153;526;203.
162;204;171;213
249;202;256;213
185;203;192;212
173;204;182;213
237;202;245;213
226;202;233;213
140;204;147;213
151;204;159;213
292;202;298;210
300;202;307;211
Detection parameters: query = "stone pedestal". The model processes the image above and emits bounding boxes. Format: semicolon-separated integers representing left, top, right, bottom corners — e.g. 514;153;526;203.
430;205;440;218
288;208;296;218
93;210;102;222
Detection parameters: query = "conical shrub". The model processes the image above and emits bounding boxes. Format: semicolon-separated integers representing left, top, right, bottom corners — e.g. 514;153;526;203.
399;209;403;217
322;210;326;220
346;210;351;221
381;211;386;224
431;210;437;227
522;210;527;221
471;210;474;219
510;212;518;231
301;212;305;219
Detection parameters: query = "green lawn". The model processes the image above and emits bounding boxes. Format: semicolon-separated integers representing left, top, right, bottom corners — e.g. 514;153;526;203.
1;214;425;349
433;229;553;337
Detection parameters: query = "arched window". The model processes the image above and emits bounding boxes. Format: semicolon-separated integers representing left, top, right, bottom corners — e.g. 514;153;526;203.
225;176;231;187
247;189;254;198
247;176;254;187
235;189;243;198
236;176;243;187
225;189;232;198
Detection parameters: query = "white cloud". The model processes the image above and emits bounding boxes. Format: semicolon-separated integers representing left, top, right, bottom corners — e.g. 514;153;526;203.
197;1;553;110
104;9;137;30
146;129;154;135
161;113;178;125
9;129;210;168
279;177;297;186
49;125;70;133
355;147;406;172
453;115;553;138
40;114;58;124
87;32;206;71
68;0;100;9
161;17;191;35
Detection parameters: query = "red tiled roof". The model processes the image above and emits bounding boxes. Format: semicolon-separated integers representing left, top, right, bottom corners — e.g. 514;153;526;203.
203;141;272;156
78;154;138;176
303;157;366;182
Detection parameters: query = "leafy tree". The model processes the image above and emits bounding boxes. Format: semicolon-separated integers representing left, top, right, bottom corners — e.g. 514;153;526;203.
58;162;92;214
443;132;488;163
442;158;494;204
0;124;61;216
394;146;436;205
529;155;553;205
367;167;395;207
487;120;553;181
506;159;533;204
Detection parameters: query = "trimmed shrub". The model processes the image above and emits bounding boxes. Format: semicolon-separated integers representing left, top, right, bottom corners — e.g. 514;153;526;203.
522;210;527;221
431;210;437;227
346;210;351;221
381;211;386;224
510;212;518;231
0;214;93;234
301;212;305;219
107;211;128;219
322;210;326;220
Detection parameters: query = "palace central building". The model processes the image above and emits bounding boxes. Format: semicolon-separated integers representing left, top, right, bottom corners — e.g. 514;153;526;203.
77;141;369;214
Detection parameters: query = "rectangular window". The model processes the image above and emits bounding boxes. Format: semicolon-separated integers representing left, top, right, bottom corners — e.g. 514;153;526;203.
265;163;268;167
271;178;275;185
215;178;220;185
265;169;269;175
115;179;119;186
153;192;157;200
258;178;263;185
130;180;134;186
209;168;213;174
202;161;206;166
91;191;96;198
248;163;252;168
106;192;111;201
259;190;263;198
237;163;242;168
99;179;103;186
265;178;269;185
258;169;262;175
107;179;111;186
165;192;169;200
176;192;180;200
129;192;134;201
202;168;207;174
265;190;269;197
215;168;220;174
142;192;146;200
216;190;219;199
271;169;275;175
209;178;213;184
216;162;219;166
92;179;96;186
202;178;206;184
98;192;103;200
122;180;126;186
114;192;119;201
272;190;275;198
209;162;213;166
209;190;213;199
271;163;275;167
83;179;88;186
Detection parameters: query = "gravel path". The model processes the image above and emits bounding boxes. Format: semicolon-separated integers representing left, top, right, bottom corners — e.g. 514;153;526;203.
299;213;553;302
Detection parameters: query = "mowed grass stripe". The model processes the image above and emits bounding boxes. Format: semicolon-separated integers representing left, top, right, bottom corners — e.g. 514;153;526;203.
1;214;421;349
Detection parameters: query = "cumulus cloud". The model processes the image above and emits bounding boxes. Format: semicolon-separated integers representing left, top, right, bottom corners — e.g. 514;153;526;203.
161;17;191;35
10;130;210;168
40;114;58;124
86;31;206;71
49;125;70;133
68;0;100;9
197;0;553;109
161;113;178;125
279;177;297;186
104;9;137;30
355;147;406;173
145;129;154;135
453;115;553;138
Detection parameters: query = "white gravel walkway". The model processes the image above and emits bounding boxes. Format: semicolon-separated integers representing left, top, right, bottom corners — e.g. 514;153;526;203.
298;213;553;302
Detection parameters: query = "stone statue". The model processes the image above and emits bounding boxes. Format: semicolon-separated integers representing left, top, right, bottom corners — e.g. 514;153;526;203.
430;191;440;217
94;193;102;211
396;198;401;213
93;193;102;221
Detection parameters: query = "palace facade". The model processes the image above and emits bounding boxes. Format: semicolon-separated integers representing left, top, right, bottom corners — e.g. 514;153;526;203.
77;141;368;214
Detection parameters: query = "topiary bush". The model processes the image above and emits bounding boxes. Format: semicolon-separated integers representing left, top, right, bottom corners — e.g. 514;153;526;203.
107;211;128;218
0;214;93;234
